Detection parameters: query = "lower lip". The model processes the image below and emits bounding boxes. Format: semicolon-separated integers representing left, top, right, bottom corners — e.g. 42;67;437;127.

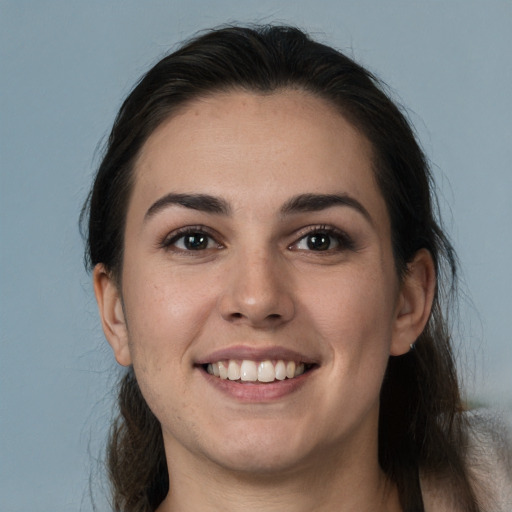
199;367;314;402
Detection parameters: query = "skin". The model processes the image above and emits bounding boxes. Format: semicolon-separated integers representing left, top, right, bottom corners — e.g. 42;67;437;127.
94;90;435;512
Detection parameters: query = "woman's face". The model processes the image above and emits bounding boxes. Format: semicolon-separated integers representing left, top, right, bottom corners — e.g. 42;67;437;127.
97;90;423;475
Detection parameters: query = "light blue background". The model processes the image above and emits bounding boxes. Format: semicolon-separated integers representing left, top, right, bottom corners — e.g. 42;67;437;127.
1;1;511;510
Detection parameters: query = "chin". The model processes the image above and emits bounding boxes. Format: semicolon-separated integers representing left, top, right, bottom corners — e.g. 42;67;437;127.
211;445;307;476
198;422;320;475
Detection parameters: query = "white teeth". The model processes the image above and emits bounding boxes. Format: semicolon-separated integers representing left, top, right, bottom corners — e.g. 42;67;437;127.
274;360;287;380
240;360;258;381
206;359;310;383
257;360;275;382
218;361;228;379
228;360;241;380
286;361;296;379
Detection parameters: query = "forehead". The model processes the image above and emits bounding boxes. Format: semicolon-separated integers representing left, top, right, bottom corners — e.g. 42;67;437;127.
131;89;386;222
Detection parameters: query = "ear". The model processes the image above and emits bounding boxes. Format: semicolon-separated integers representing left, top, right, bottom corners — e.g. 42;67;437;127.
390;249;436;356
93;264;132;366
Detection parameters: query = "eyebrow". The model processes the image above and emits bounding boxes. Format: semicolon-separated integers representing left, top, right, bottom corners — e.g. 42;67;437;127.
280;193;373;224
144;193;231;221
144;191;372;224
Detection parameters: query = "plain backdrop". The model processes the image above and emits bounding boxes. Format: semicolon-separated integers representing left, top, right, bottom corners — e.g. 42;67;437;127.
1;1;511;510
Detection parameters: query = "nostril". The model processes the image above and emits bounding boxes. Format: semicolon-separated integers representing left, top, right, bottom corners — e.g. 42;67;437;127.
229;311;281;322
220;289;295;326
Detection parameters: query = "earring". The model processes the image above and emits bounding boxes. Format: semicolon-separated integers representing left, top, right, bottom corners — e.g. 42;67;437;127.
409;343;415;351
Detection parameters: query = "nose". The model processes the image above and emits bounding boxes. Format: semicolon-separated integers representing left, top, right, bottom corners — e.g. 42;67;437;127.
218;249;295;329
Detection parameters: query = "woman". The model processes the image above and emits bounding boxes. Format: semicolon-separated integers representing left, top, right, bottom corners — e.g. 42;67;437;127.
82;25;511;511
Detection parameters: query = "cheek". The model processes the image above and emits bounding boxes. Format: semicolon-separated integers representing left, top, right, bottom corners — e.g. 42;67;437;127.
286;267;396;441
122;264;215;368
120;267;214;428
299;264;397;397
302;265;398;344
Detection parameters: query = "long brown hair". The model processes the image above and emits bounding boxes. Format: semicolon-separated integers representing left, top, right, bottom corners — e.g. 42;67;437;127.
82;25;480;511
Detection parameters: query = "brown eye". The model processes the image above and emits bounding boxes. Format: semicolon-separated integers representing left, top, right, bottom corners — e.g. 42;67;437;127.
306;233;333;251
295;232;340;251
290;226;355;253
163;229;220;252
181;233;210;250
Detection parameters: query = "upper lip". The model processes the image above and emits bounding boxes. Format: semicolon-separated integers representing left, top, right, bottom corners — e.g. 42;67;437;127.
195;345;320;365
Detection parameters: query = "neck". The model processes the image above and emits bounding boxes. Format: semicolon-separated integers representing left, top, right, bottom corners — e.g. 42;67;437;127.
156;433;401;512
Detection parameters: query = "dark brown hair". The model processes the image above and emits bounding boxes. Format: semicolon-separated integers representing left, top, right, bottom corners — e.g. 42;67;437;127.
82;25;479;511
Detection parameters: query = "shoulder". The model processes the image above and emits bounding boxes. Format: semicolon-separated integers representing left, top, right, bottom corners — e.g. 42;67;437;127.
467;411;512;510
421;410;512;512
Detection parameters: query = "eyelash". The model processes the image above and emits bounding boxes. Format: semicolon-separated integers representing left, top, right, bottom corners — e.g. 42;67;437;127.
159;225;355;254
160;226;223;253
290;225;356;253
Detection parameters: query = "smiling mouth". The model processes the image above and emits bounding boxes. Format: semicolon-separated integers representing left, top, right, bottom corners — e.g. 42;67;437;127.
203;359;315;383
